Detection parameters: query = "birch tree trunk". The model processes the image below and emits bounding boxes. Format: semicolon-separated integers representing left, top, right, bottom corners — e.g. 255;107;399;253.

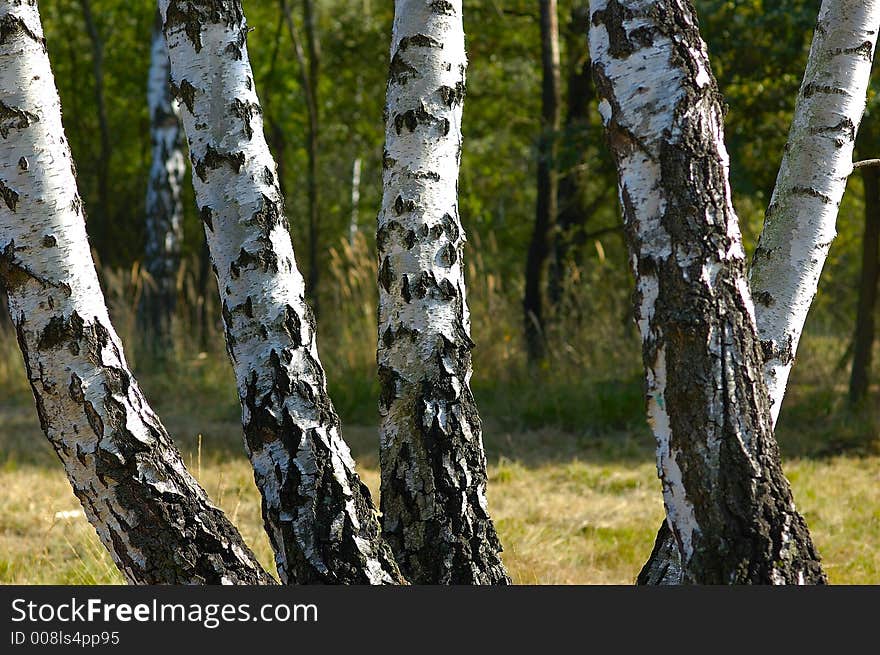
636;0;880;584
750;0;879;425
590;0;825;584
140;13;185;348
0;0;272;585
159;0;404;585
377;0;508;585
524;0;561;363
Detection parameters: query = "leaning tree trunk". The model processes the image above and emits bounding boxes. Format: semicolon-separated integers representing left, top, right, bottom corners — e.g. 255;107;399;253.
139;13;186;350
590;0;825;584
850;163;880;404
638;0;880;584
159;0;404;585
0;0;272;585
377;0;509;585
523;0;561;364
750;0;879;425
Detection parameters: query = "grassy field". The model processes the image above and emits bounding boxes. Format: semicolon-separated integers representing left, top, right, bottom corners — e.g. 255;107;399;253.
2;372;879;584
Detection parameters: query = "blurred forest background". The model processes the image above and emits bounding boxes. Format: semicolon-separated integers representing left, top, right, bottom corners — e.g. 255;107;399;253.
2;0;880;584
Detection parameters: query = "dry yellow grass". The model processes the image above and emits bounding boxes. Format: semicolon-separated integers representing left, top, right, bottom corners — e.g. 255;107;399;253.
2;403;879;585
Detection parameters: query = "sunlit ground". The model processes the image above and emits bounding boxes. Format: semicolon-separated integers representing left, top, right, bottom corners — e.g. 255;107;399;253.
2;401;878;585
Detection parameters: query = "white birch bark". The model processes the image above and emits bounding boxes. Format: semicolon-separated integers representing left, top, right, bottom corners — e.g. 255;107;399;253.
377;0;508;584
141;13;186;343
749;0;880;426
590;0;825;584
159;0;404;585
0;0;271;585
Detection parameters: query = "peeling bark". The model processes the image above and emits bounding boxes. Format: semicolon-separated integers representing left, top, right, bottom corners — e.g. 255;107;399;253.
0;0;272;585
377;0;509;585
140;12;186;348
750;0;880;425
591;0;825;584
159;0;404;585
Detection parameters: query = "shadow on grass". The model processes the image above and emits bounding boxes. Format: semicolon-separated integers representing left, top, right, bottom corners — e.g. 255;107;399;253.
3;369;876;477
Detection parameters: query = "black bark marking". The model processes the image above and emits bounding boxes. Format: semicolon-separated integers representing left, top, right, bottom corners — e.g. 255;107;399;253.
230;246;278;278
394;195;416;215
224;40;242;59
163;0;244;53
378;256;394;292
802;83;847;98
438;82;466;107
436;242;457;267
394;103;449;136
171;79;197;114
0;12;44;47
0;178;18;211
399;34;442;51
429;0;454;14
0;101;38;138
230;97;260;140
791;186;833;204
832;40;874;60
194;144;245;181
199;205;214;231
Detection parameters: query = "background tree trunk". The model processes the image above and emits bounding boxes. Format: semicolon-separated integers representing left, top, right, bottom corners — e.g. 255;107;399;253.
850;163;880;404
302;0;320;316
77;0;111;236
638;0;880;583
160;0;404;585
139;13;186;351
549;4;594;307
749;0;879;426
376;0;509;585
590;0;825;584
524;0;561;363
0;1;272;585
281;0;321;316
